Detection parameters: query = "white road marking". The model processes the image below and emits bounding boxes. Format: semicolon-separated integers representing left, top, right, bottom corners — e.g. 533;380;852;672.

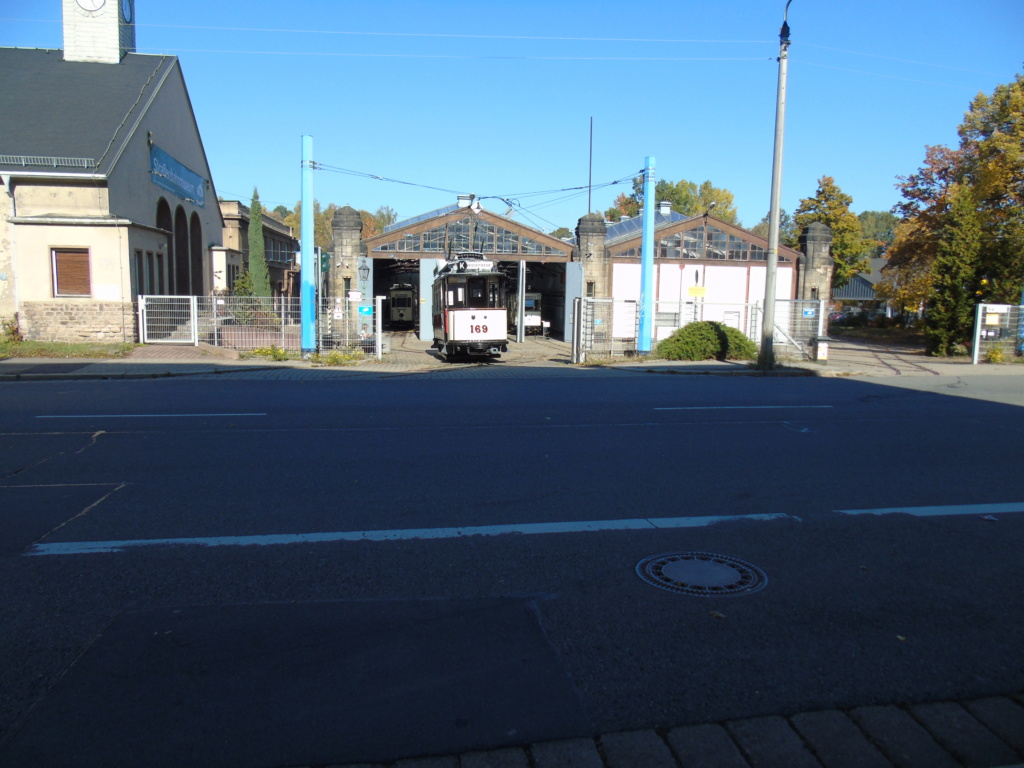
25;512;796;556
837;501;1024;517
36;413;266;419
654;405;833;411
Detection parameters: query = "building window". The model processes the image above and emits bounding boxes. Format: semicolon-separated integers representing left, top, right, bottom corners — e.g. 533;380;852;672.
52;248;91;296
586;281;595;298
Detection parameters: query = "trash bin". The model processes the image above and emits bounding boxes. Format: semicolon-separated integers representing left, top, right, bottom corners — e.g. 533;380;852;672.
812;335;830;362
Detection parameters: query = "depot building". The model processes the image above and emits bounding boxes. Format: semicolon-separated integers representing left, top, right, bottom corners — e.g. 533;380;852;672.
326;195;826;342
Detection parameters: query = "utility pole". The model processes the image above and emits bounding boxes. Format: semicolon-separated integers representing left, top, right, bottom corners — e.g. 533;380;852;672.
757;1;793;370
639;156;655;353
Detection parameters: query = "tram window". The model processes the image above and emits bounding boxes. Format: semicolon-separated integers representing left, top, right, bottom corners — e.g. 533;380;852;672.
447;287;466;307
488;283;499;307
468;278;486;307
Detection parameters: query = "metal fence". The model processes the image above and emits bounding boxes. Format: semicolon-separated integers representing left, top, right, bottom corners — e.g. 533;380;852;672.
972;303;1024;364
571;297;826;363
138;295;383;358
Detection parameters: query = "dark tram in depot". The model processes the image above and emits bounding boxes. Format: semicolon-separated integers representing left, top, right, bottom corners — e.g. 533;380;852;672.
387;283;416;327
431;251;508;361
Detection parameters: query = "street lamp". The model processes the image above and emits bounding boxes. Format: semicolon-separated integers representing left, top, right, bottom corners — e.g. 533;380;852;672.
358;259;370;283
757;0;793;371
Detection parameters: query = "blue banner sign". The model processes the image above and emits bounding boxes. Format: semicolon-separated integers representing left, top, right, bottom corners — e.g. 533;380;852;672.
150;146;205;207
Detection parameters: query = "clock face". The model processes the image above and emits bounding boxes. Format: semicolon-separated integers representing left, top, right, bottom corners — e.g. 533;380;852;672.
121;0;132;22
76;0;106;11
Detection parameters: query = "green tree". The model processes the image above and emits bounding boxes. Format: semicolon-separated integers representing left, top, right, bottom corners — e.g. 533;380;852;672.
793;176;869;288
604;176;738;224
750;208;798;244
271;204;291;221
925;184;982;355
247;188;271;298
550;226;573;239
857;210;898;258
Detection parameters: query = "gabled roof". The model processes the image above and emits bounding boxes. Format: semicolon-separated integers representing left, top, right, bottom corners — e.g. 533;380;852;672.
832;274;877;301
0;48;177;176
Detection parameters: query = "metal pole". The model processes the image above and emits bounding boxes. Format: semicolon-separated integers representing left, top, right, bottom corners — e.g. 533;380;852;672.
639;156;655;353
375;294;383;360
757;1;792;370
300;135;315;356
517;260;526;343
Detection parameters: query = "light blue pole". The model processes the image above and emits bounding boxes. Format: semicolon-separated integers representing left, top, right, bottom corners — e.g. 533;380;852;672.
300;135;315;355
638;155;656;352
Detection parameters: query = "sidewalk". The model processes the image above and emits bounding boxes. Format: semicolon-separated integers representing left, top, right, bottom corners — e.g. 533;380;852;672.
3;333;1019;382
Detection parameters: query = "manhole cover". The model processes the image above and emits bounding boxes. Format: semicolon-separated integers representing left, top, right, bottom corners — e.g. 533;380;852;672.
636;552;767;597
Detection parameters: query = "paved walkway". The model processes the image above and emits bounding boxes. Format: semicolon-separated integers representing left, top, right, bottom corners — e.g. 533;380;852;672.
2;335;1023;767
2;333;1019;382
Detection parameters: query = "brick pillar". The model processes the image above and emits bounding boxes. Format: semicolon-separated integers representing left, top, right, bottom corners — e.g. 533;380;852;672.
575;213;609;298
330;206;364;300
798;221;834;301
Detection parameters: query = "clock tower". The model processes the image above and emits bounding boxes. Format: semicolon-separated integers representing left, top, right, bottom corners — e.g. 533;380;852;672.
63;0;136;64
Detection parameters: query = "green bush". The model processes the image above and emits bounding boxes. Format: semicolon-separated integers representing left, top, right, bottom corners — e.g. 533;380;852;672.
717;324;758;360
657;321;756;361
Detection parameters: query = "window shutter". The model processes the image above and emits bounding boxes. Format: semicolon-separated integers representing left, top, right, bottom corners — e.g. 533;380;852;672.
53;249;91;296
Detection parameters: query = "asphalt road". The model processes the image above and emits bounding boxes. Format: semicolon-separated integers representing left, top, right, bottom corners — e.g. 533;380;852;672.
1;368;1023;767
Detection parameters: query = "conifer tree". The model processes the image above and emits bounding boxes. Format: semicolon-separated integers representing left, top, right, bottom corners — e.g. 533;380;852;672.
925;184;982;356
247;188;271;298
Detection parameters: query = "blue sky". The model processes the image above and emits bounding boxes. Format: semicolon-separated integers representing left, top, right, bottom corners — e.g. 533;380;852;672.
4;0;1022;232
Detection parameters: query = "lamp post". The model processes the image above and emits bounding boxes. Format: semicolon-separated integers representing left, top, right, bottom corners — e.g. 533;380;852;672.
756;0;793;370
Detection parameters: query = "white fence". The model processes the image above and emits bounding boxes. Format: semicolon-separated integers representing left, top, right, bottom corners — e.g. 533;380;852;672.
571;297;826;363
972;303;1024;364
138;295;383;358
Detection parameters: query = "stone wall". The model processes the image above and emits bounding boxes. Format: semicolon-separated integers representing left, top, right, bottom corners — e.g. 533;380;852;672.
19;301;137;343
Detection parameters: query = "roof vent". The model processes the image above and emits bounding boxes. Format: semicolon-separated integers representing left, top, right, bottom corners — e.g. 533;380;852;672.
457;194;474;208
620;214;630;221
658;200;673;216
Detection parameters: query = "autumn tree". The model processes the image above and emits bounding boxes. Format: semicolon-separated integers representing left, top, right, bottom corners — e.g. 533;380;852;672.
283;200;337;251
793;176;868;288
247;188;271;298
880;75;1024;316
359;205;399;239
925;184;982;355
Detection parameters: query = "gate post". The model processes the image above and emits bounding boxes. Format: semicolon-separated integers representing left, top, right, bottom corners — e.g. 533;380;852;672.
189;296;199;346
138;296;146;344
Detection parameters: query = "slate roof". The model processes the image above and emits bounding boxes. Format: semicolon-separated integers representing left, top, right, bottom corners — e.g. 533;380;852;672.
0;48;177;176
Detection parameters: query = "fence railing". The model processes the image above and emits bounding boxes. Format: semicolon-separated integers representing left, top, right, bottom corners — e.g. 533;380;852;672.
138;294;383;358
571;297;825;363
972;303;1024;364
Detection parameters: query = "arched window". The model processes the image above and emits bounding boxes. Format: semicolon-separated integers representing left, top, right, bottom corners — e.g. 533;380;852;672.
174;206;189;294
189;212;203;295
155;199;172;295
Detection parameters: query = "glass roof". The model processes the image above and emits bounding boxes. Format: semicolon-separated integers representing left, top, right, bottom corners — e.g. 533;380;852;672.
383;204;459;234
605;210;693;245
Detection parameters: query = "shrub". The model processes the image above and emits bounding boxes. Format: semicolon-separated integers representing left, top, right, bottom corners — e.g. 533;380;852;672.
717;324;758;360
657;321;756;361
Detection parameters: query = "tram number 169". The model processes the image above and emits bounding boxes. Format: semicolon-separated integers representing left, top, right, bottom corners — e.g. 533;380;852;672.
469;324;488;334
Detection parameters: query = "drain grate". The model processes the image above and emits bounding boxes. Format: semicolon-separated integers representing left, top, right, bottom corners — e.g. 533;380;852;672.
636;552;767;597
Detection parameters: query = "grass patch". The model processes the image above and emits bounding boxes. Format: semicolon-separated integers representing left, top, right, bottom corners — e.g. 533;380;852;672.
0;339;136;360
